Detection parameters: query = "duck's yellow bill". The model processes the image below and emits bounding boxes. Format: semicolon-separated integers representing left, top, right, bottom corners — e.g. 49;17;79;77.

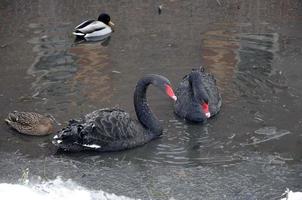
108;21;115;27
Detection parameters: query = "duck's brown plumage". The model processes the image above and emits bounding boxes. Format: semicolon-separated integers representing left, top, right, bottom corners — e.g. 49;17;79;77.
5;111;54;136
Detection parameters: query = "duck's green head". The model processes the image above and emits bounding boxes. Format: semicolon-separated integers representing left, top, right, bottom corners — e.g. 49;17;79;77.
98;13;114;27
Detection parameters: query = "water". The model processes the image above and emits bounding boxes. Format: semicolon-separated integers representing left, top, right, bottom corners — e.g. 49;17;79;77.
0;0;302;199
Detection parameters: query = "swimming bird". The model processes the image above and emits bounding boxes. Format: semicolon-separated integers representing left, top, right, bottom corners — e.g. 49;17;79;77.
72;13;114;40
5;111;54;136
52;74;177;152
174;67;222;123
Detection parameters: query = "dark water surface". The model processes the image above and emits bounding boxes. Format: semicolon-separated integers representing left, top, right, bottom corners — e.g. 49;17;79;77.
0;0;302;199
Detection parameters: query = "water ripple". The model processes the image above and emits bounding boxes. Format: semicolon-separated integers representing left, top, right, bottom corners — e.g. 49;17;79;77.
201;23;287;103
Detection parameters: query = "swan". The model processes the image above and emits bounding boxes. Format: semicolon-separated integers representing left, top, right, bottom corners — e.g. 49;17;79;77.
5;111;54;136
72;13;114;40
52;74;177;152
174;68;222;123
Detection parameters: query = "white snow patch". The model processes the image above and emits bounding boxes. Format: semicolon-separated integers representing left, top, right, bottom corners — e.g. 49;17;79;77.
281;189;302;200
0;177;137;200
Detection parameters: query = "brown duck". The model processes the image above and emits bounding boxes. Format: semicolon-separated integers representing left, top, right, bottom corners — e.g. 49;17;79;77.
5;111;54;136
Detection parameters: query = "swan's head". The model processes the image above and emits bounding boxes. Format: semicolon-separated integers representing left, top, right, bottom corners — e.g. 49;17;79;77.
52;120;85;152
165;84;177;101
98;13;114;27
149;74;177;101
189;70;211;118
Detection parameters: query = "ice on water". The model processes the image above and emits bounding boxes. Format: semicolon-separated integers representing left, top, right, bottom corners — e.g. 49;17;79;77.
281;189;302;200
0;177;137;200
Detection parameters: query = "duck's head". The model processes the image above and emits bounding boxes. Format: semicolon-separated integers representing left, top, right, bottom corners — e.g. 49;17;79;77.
98;13;114;27
189;70;210;118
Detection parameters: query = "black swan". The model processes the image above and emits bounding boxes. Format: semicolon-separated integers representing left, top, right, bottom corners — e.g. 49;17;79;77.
52;74;176;152
174;68;222;123
5;111;54;136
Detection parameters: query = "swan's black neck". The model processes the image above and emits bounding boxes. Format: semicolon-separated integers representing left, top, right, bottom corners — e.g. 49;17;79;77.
189;72;209;103
134;76;163;135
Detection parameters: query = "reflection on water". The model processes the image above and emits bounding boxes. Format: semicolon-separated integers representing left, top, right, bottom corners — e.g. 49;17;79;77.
27;35;78;98
129;119;245;167
201;23;287;103
202;25;239;103
69;40;113;104
236;33;287;101
27;23;113;119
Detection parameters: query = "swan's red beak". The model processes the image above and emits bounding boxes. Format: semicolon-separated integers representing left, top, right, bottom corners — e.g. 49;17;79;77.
165;84;177;101
201;103;211;118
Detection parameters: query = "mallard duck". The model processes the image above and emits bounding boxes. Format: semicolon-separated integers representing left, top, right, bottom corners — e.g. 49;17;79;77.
72;13;114;40
5;111;54;136
174;67;222;123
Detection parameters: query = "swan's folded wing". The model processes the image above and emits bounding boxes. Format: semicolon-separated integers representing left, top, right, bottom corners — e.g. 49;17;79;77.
81;109;149;151
84;108;125;122
202;73;222;115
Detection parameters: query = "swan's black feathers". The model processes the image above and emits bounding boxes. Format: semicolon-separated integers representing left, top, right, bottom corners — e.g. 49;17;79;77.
56;108;155;152
197;70;221;114
53;74;172;152
174;68;222;122
175;76;202;121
